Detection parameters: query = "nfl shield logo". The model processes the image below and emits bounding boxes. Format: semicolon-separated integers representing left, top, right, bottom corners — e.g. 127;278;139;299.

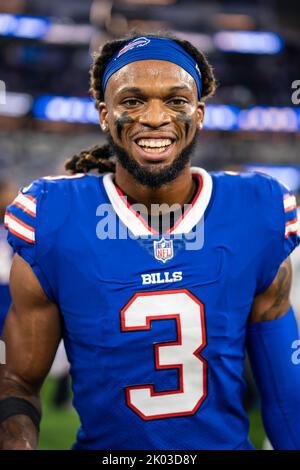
153;237;174;263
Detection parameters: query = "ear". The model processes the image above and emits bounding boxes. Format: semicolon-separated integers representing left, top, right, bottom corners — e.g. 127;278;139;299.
196;102;205;131
99;102;109;132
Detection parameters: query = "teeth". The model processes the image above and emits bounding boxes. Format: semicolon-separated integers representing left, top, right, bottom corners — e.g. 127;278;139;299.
141;146;170;154
136;138;172;148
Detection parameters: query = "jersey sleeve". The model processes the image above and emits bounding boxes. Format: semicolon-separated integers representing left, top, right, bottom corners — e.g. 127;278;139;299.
256;176;300;294
4;179;55;300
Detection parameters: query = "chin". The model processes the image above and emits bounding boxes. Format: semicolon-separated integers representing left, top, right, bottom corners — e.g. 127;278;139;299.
137;156;177;170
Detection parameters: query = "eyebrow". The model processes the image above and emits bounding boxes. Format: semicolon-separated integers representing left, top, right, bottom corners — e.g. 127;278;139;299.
117;85;192;96
167;85;192;93
117;87;144;95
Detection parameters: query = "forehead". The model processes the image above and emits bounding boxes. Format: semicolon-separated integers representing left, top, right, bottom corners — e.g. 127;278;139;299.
105;59;197;97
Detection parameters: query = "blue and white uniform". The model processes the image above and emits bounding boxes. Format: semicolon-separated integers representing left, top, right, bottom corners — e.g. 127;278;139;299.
4;168;300;449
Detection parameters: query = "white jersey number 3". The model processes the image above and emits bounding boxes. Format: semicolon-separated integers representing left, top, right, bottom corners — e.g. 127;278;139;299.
121;289;207;420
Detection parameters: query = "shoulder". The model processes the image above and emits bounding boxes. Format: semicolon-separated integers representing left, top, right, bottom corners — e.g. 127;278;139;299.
4;173;106;301
211;168;280;190
9;173;100;199
40;173;101;193
210;169;299;241
19;173;104;205
5;173;104;245
210;170;299;294
210;169;292;208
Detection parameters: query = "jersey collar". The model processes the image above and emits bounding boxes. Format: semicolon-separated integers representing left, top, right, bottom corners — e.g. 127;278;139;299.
103;167;213;236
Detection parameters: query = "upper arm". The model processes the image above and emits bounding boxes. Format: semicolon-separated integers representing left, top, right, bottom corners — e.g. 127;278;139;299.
0;254;61;399
251;175;299;322
250;257;292;323
253;175;299;296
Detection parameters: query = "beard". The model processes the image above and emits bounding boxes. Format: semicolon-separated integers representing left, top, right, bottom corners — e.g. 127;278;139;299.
107;134;197;189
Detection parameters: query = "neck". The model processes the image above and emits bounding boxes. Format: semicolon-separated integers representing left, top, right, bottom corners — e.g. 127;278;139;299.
114;162;195;212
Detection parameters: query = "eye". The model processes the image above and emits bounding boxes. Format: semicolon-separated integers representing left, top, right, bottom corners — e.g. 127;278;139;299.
167;98;188;106
122;98;143;108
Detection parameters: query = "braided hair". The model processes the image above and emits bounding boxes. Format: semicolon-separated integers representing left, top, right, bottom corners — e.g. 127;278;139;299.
65;32;217;174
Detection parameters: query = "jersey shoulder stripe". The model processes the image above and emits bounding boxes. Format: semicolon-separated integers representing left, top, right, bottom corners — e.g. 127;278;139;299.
284;194;297;213
282;192;299;239
5;190;38;244
10;192;37;217
285;218;299;238
5;179;44;245
4;211;35;244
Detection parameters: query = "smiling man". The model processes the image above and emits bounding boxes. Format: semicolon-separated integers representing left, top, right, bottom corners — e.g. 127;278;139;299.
1;33;300;450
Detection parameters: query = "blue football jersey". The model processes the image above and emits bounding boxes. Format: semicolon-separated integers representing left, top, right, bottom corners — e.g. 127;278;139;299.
5;167;300;450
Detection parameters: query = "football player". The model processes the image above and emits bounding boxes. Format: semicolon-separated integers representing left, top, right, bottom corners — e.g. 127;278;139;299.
0;33;300;450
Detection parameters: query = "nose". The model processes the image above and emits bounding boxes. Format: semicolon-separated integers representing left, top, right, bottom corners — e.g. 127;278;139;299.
138;99;172;128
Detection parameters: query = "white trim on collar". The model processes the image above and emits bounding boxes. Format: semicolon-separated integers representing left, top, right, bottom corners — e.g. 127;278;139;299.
102;167;213;236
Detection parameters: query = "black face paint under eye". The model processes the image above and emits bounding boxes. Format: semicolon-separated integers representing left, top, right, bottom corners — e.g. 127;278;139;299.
116;112;134;141
177;112;192;138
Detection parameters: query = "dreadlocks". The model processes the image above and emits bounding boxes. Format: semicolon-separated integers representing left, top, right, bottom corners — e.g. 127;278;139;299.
65;32;217;174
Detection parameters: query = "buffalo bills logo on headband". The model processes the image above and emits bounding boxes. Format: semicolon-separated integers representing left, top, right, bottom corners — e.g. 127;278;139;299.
116;37;151;59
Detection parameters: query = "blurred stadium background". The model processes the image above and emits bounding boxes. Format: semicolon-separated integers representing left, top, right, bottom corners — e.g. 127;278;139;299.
0;0;299;450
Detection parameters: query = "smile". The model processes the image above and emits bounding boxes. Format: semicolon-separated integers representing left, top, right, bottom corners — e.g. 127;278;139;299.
136;138;173;150
133;138;176;160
